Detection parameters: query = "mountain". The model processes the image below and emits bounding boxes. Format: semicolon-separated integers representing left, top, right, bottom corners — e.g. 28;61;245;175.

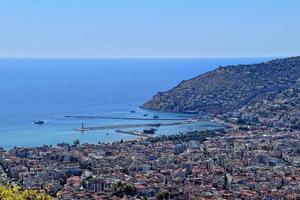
142;57;300;116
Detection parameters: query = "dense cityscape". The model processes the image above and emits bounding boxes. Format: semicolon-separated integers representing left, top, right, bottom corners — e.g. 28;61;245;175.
0;83;299;199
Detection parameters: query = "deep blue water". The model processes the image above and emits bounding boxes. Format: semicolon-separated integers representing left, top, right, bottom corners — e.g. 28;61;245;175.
0;58;271;149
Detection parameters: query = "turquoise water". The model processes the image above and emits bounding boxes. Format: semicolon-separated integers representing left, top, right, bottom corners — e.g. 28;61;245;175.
0;58;271;149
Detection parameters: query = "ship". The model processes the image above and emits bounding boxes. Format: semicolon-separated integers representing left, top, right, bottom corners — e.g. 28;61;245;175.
183;110;199;115
34;120;44;125
143;128;157;134
151;123;161;127
153;115;159;119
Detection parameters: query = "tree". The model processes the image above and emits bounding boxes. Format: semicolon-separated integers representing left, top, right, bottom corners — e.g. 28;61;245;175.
73;139;80;146
79;160;92;170
157;190;171;200
113;181;136;197
0;185;51;200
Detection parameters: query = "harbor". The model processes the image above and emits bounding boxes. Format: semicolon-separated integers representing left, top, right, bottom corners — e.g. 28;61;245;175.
115;129;155;138
75;120;198;133
71;111;203;138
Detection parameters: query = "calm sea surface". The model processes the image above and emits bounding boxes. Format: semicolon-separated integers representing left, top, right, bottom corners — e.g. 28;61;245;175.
0;58;271;149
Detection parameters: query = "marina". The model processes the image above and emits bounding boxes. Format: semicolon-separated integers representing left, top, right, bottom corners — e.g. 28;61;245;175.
115;130;155;138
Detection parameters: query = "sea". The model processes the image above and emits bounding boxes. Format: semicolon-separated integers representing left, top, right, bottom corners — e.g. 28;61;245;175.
0;57;271;149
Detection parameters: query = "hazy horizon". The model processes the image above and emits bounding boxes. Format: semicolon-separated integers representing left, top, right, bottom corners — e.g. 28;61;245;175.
0;56;282;60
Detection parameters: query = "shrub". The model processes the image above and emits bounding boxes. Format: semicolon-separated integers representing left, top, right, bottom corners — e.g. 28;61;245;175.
0;185;51;200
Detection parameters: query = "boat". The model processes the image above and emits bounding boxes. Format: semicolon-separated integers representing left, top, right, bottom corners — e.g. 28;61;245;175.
153;115;159;119
34;120;44;125
143;113;149;117
183;111;199;115
187;119;198;123
143;128;157;134
151;123;161;127
130;110;136;113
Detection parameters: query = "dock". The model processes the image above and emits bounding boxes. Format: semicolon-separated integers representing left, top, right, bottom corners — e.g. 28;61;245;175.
75;121;193;132
115;130;154;138
66;115;187;121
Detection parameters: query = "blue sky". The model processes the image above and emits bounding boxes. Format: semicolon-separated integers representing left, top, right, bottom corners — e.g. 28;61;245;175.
0;0;300;58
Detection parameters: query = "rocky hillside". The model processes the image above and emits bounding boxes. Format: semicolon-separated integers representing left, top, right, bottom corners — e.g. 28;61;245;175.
142;57;300;116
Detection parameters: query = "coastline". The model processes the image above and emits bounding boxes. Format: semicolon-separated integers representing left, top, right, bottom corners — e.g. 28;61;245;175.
0;109;222;150
0;57;271;150
1;121;223;151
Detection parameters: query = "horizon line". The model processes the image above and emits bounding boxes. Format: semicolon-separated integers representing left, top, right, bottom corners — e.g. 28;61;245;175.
0;55;290;60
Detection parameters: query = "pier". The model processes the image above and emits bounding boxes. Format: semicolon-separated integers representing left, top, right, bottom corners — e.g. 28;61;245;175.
75;121;193;132
115;130;154;138
66;115;187;121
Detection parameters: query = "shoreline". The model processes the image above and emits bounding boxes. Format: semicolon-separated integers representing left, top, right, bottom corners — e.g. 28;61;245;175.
0;116;223;151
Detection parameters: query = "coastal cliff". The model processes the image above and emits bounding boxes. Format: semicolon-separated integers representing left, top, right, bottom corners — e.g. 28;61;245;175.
142;57;300;116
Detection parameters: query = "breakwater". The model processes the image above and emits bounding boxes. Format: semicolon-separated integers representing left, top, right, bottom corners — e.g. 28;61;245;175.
66;115;187;121
75;121;192;132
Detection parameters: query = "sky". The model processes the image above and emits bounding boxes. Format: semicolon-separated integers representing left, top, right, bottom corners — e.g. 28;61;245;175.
0;0;300;58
